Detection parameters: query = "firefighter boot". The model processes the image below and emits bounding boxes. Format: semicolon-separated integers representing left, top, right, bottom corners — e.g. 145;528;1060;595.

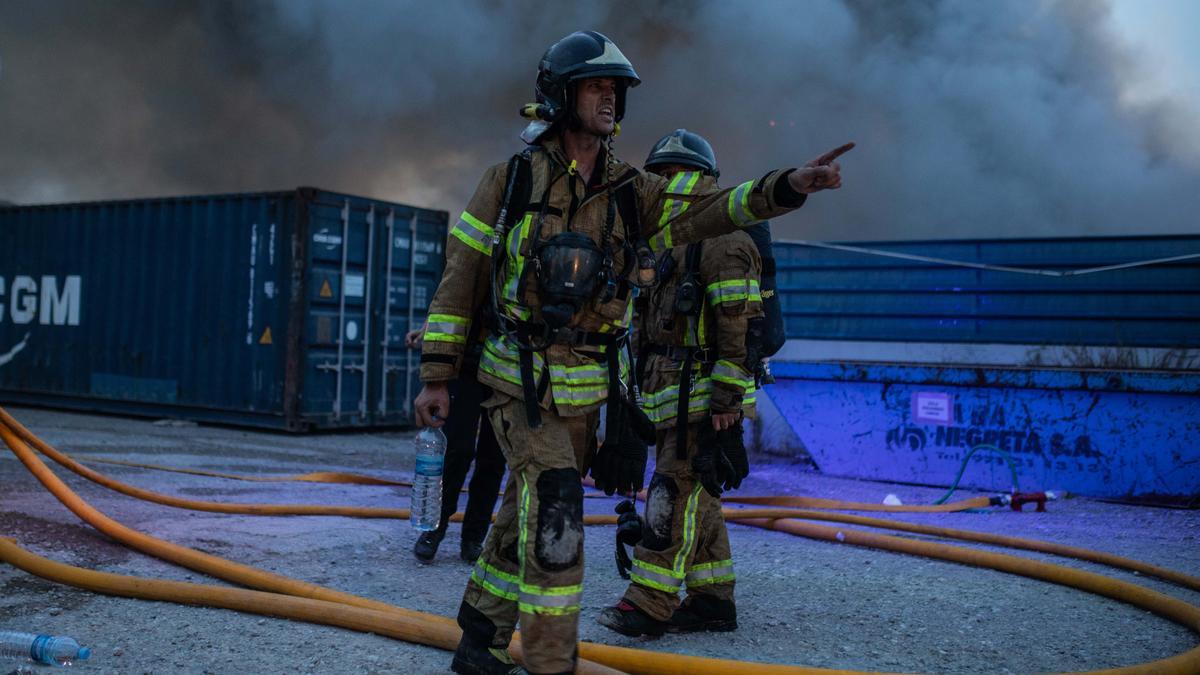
597;599;668;637
413;529;445;564
667;594;738;633
461;538;484;563
450;638;527;675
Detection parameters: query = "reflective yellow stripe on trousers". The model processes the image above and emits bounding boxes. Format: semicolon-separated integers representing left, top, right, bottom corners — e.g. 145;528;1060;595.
686;559;736;587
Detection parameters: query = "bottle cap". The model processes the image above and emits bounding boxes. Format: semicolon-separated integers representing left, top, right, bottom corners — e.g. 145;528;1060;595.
77;646;92;660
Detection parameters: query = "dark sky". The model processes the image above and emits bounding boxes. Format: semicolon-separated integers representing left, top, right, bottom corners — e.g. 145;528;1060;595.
1;0;1197;240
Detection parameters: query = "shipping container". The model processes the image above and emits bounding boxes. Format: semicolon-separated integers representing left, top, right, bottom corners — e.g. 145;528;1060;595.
0;188;448;431
759;234;1200;505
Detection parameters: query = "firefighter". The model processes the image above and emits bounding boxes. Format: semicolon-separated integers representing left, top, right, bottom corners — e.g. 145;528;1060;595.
600;128;763;637
413;31;851;675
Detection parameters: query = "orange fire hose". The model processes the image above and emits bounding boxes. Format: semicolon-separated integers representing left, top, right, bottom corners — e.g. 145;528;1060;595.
78;456;412;485
0;411;847;525
722;494;993;512
37;433;988;514
735;518;1200;675
0;539;477;663
4;407;1200;673
0;414;852;674
5;405;1199;594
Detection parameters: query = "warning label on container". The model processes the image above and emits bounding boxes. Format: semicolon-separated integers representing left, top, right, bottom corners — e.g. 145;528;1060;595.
319;279;334;298
259;327;273;345
912;391;953;426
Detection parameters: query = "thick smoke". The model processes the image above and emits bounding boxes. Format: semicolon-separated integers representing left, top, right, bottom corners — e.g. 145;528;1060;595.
0;0;1196;240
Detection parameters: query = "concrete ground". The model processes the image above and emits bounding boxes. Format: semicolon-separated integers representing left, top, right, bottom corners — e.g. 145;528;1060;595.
1;405;1198;674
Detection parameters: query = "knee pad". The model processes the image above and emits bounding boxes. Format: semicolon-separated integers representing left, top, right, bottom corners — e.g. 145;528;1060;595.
534;467;584;572
643;473;679;551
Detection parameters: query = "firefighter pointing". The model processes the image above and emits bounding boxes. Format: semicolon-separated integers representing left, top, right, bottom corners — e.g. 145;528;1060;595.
413;30;851;675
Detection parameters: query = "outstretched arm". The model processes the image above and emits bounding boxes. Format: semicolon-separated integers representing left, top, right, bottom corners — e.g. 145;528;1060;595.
638;142;855;252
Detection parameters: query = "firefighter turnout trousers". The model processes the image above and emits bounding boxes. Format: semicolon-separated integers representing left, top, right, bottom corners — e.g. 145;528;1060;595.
458;392;599;674
623;422;735;621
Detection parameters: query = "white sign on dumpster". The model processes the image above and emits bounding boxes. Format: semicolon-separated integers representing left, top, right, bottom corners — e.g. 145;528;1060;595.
912;391;953;425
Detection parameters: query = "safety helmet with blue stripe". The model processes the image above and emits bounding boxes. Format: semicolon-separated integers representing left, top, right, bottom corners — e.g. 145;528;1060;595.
644;128;720;178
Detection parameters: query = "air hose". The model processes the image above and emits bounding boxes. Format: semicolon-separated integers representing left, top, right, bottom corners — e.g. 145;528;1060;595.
932;443;1020;505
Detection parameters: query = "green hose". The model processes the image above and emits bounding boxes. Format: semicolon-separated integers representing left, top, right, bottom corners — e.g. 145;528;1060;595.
932;443;1020;505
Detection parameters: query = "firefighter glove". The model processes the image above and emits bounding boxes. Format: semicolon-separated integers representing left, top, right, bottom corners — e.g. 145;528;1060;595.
591;424;649;497
716;419;750;492
614;498;643;579
619;396;657;446
694;422;736;499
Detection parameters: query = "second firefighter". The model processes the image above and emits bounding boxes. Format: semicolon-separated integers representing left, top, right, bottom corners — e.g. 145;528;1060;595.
601;129;764;637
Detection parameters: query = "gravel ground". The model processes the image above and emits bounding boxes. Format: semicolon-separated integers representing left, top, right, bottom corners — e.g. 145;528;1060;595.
1;405;1197;674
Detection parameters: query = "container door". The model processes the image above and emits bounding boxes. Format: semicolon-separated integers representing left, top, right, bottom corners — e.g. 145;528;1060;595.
305;199;376;425
375;208;443;424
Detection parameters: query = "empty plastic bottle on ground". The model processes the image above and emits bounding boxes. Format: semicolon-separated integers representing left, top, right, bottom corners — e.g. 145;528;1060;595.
0;631;92;667
410;427;446;531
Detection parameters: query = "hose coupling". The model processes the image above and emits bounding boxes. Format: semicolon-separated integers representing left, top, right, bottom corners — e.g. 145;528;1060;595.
1010;491;1048;513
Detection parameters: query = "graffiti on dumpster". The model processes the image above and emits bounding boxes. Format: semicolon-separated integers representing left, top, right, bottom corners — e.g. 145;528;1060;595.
886;400;1106;474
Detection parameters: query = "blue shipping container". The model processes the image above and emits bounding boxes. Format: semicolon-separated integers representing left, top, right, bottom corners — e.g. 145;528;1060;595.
0;188;447;431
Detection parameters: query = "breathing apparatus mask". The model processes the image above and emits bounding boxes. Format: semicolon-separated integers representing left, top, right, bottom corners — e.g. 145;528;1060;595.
674;274;702;316
645;246;700;330
534;232;606;329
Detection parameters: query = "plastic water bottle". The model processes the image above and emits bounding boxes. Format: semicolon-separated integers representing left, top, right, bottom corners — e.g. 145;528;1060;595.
410;426;446;531
0;631;92;667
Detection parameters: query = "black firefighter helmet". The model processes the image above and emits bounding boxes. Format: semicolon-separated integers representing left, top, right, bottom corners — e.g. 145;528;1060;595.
644;128;719;178
521;31;640;142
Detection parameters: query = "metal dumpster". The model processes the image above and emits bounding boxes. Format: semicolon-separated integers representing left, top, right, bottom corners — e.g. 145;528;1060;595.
0;188;448;431
765;360;1200;506
760;234;1200;505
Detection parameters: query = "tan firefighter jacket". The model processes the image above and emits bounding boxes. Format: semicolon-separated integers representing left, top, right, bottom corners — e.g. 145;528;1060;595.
636;172;763;429
420;136;801;417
